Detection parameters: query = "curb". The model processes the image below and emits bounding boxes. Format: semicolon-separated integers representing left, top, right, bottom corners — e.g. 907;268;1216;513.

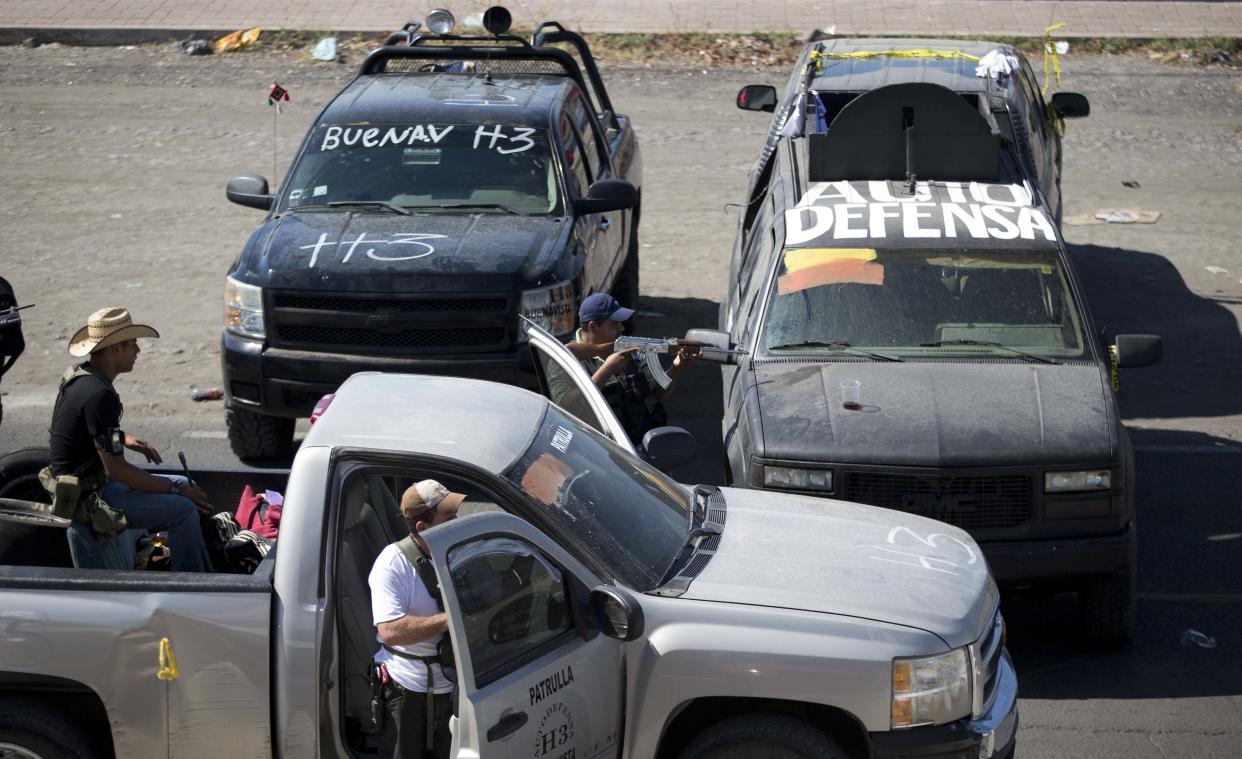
3;26;1240;49
0;27;383;47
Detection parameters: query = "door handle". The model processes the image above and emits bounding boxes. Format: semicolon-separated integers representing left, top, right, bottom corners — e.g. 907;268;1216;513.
597;217;612;231
487;711;528;742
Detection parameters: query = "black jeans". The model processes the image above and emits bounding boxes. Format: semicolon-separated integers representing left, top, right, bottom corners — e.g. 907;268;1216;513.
380;680;451;759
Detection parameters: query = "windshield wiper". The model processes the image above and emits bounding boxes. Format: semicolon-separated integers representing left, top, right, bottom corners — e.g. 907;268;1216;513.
768;340;902;362
287;201;412;216
428;202;521;215
919;339;1060;365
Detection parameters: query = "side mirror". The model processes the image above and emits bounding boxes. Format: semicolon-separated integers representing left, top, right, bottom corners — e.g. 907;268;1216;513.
1051;92;1090;119
685;328;741;365
590;586;644;641
641;426;697;472
573;179;638;215
737;84;778;113
226;175;274;211
1114;334;1163;368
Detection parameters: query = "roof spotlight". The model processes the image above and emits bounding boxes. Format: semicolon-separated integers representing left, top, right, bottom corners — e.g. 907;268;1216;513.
425;8;456;35
482;6;513;35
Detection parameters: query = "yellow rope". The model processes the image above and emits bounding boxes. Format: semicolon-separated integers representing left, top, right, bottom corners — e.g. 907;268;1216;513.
157;637;179;681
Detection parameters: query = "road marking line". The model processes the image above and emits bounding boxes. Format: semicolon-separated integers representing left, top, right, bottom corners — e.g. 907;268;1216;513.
1133;444;1242;455
1138;592;1242;604
182;430;228;439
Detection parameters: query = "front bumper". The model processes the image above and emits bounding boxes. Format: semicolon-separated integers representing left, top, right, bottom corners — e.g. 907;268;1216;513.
871;650;1018;759
221;331;539;417
982;522;1136;587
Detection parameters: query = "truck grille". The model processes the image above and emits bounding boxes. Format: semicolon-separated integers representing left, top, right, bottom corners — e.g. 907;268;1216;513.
971;611;1005;717
841;471;1031;530
268;291;513;355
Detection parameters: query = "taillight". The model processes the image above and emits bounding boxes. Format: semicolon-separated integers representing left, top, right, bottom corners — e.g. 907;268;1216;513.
310;393;336;424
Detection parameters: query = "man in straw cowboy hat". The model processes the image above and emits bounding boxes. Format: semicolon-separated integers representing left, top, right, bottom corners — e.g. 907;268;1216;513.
46;307;213;571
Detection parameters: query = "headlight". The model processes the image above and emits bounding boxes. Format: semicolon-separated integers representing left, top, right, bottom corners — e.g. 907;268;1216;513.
224;276;265;340
892;648;972;729
1044;469;1111;492
762;465;832;492
519;282;575;338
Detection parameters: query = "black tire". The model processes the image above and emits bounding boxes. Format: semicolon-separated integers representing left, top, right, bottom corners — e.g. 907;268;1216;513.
0;698;101;759
611;230;641;311
0;447;51;503
226;406;294;462
678;714;847;759
1080;567;1136;646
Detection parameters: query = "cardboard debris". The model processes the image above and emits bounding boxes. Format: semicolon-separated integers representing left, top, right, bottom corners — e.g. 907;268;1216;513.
1062;209;1161;226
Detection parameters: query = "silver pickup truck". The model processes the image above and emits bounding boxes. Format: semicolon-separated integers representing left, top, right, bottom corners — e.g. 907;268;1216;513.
0;321;1016;759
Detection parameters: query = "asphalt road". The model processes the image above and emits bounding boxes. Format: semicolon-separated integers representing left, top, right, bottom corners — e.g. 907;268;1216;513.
1;43;1240;757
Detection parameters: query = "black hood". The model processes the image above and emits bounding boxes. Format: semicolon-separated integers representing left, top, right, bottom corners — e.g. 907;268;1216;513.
751;360;1115;466
240;211;568;291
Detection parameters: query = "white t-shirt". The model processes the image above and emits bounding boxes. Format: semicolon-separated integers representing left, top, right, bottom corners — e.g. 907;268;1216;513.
368;543;453;694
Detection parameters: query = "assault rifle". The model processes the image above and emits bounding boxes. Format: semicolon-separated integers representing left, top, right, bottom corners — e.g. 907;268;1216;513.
0;302;33;381
613;335;748;390
0;303;34;329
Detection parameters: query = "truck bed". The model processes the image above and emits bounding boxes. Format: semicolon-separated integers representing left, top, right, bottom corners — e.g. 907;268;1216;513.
0;464;288;570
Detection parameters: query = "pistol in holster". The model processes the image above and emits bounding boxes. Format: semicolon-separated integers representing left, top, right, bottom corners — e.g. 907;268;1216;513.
369;661;387;734
39;467;81;519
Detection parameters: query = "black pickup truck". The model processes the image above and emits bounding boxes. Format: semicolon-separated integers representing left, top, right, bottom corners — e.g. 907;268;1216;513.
222;11;642;460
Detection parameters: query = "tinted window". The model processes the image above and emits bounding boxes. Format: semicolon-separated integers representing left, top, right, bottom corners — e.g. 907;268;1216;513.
558;113;591;197
762;248;1085;357
568;92;604;180
448;537;572;684
284;123;559;215
503;405;691;590
538;348;610;437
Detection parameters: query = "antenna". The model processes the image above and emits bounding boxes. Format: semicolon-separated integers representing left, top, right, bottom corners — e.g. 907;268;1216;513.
903;106;916;193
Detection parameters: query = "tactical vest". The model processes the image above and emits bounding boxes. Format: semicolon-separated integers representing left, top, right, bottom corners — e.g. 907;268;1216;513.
39;365;127;533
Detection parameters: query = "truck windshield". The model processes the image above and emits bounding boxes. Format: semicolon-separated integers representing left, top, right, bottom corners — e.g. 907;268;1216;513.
282;123;559;215
762;247;1086;359
503;405;691;591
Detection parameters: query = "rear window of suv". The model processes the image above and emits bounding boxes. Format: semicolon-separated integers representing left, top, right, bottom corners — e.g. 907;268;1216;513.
283;123;559;215
762;247;1087;359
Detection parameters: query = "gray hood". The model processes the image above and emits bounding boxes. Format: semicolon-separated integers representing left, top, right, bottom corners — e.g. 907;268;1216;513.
681;486;998;648
752;361;1114;466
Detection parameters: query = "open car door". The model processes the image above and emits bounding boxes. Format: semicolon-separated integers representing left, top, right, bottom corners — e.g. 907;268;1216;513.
424;511;626;759
521;317;636;454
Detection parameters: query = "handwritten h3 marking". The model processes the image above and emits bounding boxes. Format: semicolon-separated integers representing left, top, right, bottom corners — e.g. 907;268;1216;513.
299;232;448;268
868;526;978;575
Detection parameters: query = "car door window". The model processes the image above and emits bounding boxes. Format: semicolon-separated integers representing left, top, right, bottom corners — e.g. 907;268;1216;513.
568;90;605;180
558;112;591;197
447;536;573;686
535;346;611;436
523;318;635;453
1015;63;1049;167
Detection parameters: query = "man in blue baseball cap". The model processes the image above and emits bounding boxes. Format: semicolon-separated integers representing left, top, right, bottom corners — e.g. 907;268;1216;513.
563;292;699;444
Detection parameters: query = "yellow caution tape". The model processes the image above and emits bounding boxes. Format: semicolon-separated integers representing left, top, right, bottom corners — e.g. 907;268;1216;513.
1042;23;1066;97
812;48;982;73
157;637;179;681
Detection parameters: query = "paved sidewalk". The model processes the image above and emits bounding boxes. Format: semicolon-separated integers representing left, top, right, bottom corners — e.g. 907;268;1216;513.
3;0;1241;38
